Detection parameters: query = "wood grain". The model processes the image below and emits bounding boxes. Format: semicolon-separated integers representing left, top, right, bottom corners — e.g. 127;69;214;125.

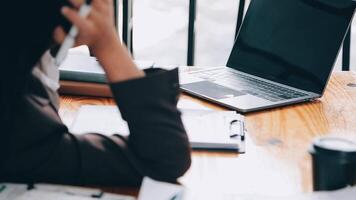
59;72;356;198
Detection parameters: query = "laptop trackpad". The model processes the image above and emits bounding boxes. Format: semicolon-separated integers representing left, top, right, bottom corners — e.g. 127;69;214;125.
181;81;245;99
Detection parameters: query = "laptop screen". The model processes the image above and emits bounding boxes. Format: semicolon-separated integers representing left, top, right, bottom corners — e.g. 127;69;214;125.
227;0;355;94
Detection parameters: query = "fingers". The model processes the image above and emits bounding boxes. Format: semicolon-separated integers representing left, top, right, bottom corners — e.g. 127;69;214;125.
69;0;113;11
61;6;90;31
92;0;111;6
53;27;67;44
68;0;84;9
92;0;108;12
70;0;111;11
67;0;113;17
55;0;117;51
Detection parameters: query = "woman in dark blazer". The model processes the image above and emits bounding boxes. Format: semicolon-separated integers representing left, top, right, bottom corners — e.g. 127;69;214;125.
0;0;191;186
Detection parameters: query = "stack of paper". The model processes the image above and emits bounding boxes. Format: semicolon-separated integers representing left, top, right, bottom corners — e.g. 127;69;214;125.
59;54;154;83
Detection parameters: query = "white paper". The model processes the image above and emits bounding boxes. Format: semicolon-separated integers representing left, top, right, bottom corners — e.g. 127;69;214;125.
101;193;136;200
15;190;93;200
0;183;135;200
181;109;243;148
184;186;356;200
178;99;241;147
0;184;28;200
70;100;244;150
177;99;212;111
15;190;135;200
35;184;102;197
138;177;184;200
70;105;130;136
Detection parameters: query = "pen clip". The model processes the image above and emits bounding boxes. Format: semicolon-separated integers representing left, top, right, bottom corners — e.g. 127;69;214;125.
229;120;242;138
229;119;246;154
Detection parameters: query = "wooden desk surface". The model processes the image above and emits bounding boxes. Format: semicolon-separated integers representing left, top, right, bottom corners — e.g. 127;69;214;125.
59;72;356;197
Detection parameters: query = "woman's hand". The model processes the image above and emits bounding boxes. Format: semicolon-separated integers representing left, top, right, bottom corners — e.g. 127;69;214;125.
54;0;116;55
54;0;145;82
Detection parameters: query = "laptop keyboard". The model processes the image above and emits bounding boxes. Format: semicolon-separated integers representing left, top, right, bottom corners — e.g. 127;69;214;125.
193;69;307;102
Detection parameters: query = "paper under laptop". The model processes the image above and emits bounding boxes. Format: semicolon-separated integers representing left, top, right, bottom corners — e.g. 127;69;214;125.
70;100;246;152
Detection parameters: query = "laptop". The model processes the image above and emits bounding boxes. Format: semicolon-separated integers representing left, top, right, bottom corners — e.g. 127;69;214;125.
180;0;355;113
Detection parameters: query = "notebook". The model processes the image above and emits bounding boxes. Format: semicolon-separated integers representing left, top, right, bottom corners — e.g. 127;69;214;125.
70;100;246;152
59;54;154;83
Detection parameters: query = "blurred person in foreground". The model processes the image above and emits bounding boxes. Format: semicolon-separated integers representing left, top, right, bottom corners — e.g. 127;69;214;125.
0;0;191;186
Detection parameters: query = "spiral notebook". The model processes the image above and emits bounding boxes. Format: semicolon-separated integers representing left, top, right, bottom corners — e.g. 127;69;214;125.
70;100;246;152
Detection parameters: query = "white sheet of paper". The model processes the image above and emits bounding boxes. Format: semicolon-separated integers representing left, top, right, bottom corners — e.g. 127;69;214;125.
35;184;102;197
15;190;93;200
0;184;28;200
21;189;135;200
184;186;356;200
260;186;356;200
69;99;214;136
304;187;356;200
181;109;242;147
177;99;212;111
32;184;135;200
70;99;244;150
138;177;184;200
0;183;135;200
70;105;130;136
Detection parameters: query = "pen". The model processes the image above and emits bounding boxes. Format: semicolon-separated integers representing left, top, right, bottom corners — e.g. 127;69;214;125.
170;194;179;200
0;185;6;193
55;1;92;66
170;192;184;200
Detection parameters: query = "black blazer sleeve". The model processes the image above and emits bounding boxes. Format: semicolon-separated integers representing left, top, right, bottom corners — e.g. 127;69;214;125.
0;68;191;186
74;68;191;185
110;68;191;181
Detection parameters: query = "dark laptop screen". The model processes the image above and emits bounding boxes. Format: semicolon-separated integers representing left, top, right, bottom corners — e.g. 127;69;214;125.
227;0;354;94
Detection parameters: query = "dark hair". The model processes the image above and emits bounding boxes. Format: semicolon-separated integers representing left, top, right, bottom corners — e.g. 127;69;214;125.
0;1;70;151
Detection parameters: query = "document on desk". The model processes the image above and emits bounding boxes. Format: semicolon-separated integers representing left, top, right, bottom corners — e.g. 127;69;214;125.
181;109;245;151
250;186;356;200
70;105;130;136
185;186;356;200
138;177;184;200
0;183;135;200
70;100;246;152
0;183;28;200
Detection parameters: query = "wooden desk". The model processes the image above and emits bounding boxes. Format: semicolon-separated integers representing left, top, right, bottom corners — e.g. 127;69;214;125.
59;72;356;197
